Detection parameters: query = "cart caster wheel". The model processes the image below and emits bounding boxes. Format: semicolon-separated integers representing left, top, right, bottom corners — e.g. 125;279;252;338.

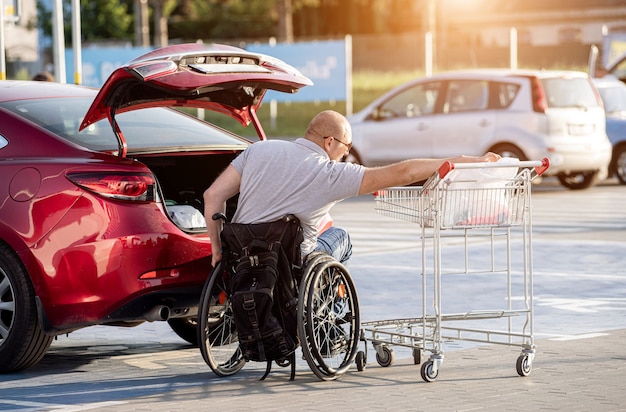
376;346;395;367
356;351;366;371
516;354;532;376
420;360;439;382
412;348;422;365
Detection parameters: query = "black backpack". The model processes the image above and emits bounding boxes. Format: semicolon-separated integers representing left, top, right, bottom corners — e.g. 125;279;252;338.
220;215;304;380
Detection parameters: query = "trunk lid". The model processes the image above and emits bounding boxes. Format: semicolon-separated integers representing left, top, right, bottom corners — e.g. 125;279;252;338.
80;43;312;156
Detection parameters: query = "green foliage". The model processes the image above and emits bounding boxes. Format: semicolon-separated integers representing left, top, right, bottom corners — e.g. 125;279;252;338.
35;0;425;45
36;0;133;43
80;0;133;42
170;0;276;40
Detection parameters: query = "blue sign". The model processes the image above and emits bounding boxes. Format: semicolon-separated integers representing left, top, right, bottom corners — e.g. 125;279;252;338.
247;40;347;102
65;47;152;88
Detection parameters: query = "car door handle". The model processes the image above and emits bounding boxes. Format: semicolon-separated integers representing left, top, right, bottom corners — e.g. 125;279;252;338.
479;119;491;127
416;122;429;131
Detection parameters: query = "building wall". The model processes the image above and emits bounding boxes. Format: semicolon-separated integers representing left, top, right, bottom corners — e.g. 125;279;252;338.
4;0;38;62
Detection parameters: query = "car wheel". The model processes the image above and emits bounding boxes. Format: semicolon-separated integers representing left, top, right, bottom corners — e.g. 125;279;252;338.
489;144;527;160
557;171;599;190
613;145;626;185
168;317;199;346
0;243;53;373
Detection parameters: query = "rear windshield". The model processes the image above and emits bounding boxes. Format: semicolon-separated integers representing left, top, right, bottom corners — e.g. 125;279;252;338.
0;97;249;152
596;83;626;114
540;77;599;109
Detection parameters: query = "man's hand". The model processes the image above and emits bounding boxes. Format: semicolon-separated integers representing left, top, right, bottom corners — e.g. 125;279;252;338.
211;248;222;268
481;152;502;162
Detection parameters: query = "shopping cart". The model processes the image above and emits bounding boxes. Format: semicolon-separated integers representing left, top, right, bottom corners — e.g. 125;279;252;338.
359;158;550;382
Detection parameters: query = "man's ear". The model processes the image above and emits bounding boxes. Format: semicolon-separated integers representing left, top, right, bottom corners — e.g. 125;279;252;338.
323;136;333;152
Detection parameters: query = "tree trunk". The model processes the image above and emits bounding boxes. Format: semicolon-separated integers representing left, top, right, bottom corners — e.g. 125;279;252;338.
277;0;293;43
134;0;150;47
150;0;168;47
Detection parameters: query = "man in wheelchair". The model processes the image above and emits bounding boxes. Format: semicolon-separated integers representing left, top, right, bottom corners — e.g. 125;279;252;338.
201;109;499;380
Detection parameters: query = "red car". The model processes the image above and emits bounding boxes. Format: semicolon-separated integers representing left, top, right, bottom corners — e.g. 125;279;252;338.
0;43;311;372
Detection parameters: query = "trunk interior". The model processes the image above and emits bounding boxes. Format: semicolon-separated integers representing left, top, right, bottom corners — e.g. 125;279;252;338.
136;152;240;231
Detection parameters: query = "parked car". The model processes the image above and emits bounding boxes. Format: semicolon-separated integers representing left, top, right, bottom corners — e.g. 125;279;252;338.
592;76;626;184
0;43;311;373
347;69;612;190
603;51;626;83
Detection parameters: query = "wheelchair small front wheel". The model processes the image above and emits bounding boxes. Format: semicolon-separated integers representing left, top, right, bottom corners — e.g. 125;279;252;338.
356;351;367;371
198;263;245;377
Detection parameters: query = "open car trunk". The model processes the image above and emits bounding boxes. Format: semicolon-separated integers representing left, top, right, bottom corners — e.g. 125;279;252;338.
135;151;239;232
79;43;313;232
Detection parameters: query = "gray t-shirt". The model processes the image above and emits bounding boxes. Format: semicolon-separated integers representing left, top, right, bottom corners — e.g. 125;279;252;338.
231;138;365;254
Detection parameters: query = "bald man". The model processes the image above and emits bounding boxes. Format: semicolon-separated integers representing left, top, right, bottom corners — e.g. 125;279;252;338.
204;110;499;267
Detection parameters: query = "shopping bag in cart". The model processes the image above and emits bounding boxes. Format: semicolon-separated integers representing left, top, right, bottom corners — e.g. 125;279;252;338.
438;158;519;227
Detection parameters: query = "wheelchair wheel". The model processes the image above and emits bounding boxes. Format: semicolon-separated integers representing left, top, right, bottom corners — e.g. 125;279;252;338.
198;262;245;377
297;253;360;381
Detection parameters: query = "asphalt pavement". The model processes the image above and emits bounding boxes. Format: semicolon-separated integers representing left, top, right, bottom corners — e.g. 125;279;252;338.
4;327;624;411
2;181;626;411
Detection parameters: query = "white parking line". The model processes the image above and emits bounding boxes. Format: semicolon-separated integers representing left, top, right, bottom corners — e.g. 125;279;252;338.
549;332;609;341
0;400;127;411
50;402;129;411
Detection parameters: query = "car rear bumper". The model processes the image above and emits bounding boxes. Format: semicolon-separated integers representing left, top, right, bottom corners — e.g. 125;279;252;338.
545;141;612;175
28;198;213;331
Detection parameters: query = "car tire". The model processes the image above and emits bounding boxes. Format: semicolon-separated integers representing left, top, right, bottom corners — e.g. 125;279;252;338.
612;144;626;185
489;144;527;161
167;317;199;346
557;171;599;190
0;243;53;373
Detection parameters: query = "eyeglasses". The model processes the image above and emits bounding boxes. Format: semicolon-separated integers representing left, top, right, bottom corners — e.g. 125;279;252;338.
325;136;352;152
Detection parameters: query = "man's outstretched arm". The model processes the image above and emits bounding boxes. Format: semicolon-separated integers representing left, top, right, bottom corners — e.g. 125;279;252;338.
359;153;501;195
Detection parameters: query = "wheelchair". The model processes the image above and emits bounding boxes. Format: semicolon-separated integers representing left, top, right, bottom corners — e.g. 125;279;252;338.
197;216;361;381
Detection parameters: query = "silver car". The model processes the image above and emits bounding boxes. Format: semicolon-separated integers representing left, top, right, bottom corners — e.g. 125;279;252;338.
348;69;612;190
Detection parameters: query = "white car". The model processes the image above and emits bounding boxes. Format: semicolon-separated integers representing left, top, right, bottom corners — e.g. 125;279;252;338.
348;69;612;190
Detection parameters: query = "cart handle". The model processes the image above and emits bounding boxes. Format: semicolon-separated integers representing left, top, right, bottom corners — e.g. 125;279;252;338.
438;157;550;178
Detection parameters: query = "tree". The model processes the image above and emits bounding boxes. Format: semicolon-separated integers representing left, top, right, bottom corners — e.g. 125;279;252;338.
277;0;293;43
150;0;177;47
36;0;134;44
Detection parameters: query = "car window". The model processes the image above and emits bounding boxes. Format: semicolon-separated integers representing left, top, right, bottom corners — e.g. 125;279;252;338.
540;78;599;108
379;81;441;118
0;98;249;152
0;134;7;150
610;59;626;81
443;80;489;113
596;83;626;113
492;82;520;109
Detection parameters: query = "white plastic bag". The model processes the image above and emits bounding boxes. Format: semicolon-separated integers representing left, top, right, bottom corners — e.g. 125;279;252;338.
438;158;519;227
167;205;206;230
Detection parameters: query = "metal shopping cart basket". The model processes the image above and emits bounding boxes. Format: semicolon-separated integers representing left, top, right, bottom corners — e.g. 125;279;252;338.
360;158;550;382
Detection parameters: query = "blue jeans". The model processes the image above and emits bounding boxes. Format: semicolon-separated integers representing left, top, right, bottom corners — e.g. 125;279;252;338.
314;226;352;264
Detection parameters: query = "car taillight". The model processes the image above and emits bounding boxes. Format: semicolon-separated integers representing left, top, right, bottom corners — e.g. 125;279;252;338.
530;77;548;113
67;172;157;202
589;78;604;109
